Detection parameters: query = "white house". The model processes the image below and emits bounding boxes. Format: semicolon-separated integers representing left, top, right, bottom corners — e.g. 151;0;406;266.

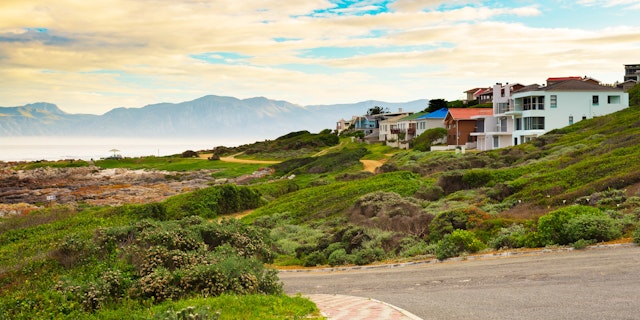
378;114;410;146
474;79;629;150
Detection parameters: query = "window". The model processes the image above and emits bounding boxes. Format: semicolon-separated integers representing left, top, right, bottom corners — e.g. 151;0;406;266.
592;95;599;105
608;95;620;104
524;117;545;130
550;95;557;108
515;118;522;130
523;96;545;110
569;116;573;125
493;136;499;148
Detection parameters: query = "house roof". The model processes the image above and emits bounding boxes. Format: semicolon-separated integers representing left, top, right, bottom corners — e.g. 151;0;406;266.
446;108;493;120
543;79;622;92
379;114;409;124
419;107;449;119
546;76;582;82
398;112;428;121
464;87;484;93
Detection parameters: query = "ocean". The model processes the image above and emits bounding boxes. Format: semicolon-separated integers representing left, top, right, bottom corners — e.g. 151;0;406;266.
0;137;248;162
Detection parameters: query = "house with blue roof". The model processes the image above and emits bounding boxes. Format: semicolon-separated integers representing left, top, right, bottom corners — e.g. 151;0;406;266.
415;108;448;137
387;107;448;149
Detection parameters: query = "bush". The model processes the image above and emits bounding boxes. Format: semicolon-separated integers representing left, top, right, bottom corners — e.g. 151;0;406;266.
303;251;326;267
488;224;527;250
56;218;281;310
327;248;351;266
462;169;493;188
413;184;444;201
537;205;603;245
565;214;621;243
633;223;640;245
429;207;489;241
435;229;485;260
163;185;263;220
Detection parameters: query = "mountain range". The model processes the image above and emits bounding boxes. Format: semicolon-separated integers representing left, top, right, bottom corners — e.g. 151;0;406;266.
0;95;427;142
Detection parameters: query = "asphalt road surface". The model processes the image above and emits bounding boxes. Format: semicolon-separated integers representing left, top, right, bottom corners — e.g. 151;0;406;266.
280;245;640;320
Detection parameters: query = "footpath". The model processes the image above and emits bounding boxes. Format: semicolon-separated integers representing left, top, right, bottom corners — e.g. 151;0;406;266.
306;294;423;320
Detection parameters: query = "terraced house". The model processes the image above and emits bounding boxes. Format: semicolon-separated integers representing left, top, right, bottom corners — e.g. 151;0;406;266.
473;78;629;151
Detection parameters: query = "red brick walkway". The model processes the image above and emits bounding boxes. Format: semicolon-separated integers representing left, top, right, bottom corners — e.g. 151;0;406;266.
306;294;423;320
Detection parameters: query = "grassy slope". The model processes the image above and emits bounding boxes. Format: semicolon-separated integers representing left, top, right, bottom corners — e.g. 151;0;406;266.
3;107;640;317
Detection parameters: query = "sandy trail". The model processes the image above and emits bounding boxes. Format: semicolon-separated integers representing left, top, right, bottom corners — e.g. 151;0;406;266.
200;152;281;164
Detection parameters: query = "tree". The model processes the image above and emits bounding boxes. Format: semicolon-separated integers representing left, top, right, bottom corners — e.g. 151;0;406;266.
367;106;389;115
413;127;447;151
423;99;447;113
629;83;640;107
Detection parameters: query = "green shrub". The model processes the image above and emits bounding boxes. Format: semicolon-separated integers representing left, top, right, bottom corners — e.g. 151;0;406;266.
435;229;485;260
462;169;493;188
303;251;326;267
565;213;621;243
633;223;640;245
351;247;384;265
413;184;444;201
51;234;96;268
537;205;603;245
488;224;527;250
429;207;489;241
327;248;351;266
163;185;263;220
56;218;281;310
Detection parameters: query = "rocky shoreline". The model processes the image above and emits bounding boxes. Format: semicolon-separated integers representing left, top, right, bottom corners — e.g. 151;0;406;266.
0;163;274;218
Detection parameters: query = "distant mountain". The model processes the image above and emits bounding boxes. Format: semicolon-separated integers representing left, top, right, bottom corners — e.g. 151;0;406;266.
0;96;428;141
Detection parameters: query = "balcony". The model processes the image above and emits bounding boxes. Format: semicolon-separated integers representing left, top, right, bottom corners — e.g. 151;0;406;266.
407;128;416;134
390;128;401;134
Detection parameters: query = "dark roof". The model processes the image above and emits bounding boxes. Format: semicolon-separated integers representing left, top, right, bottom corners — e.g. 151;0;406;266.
513;80;623;93
512;84;540;93
543;79;622;92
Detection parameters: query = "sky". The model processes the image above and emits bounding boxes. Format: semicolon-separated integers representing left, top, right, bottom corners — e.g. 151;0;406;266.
1;0;639;115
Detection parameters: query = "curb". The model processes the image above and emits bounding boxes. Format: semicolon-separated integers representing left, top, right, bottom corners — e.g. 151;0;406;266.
278;243;637;273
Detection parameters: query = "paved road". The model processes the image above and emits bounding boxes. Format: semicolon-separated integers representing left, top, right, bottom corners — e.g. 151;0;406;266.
280;245;640;320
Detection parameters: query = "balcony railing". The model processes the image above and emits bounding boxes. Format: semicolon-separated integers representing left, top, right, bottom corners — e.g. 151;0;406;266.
390;129;401;134
407;128;416;134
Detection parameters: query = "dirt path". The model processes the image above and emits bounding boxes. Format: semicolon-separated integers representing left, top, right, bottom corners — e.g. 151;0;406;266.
312;141;346;157
200;152;281;164
216;209;254;222
360;153;393;173
360;159;385;173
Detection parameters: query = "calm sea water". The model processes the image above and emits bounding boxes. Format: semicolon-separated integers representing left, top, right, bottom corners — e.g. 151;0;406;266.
0;137;248;162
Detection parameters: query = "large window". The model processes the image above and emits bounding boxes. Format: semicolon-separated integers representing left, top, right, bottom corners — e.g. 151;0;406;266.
493;136;499;148
523;96;545;110
550;95;557;108
524;117;545;130
569;116;573;125
592;95;599;106
608;95;620;104
515;118;522;130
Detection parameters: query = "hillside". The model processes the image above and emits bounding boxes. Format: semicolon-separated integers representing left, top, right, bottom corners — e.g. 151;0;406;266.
1;106;640;318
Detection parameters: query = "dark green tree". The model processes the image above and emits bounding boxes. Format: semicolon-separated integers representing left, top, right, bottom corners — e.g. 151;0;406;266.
367;106;389;115
424;99;447;113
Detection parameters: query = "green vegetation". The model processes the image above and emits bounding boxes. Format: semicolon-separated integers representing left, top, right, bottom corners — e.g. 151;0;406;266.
96;156;262;178
213;130;339;160
11;159;90;170
3;106;640;318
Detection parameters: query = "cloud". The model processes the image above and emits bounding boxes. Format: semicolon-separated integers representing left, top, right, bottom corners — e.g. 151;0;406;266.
577;0;640;9
0;0;637;114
